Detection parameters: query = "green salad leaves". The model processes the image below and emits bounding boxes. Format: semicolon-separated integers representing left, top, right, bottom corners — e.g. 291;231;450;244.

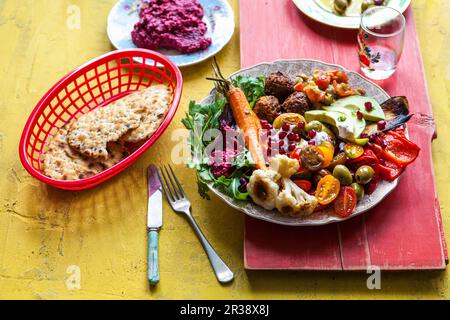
232;75;266;108
182;75;265;201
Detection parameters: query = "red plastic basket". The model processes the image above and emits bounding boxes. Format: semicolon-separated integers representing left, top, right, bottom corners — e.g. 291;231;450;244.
19;49;183;190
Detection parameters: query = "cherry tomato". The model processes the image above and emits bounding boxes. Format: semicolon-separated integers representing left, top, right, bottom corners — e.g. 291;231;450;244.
294;180;312;192
294;82;305;92
334;70;349;83
327;70;349;83
318;141;335;168
315;74;331;90
316;175;341;205
329;152;348;170
300;145;326;171
344;143;364;159
334;187;357;218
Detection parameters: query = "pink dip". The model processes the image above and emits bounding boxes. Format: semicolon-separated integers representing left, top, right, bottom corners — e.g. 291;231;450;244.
131;0;212;54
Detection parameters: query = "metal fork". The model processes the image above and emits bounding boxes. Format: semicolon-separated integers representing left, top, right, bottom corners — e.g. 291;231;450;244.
158;165;234;284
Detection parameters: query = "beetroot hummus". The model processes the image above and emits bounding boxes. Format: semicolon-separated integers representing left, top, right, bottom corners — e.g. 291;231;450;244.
131;0;212;54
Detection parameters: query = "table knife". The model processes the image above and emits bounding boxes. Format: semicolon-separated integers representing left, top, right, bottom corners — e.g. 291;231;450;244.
147;164;163;285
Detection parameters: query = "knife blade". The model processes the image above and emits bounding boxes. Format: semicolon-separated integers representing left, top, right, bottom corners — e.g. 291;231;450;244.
147;164;163;230
147;164;163;285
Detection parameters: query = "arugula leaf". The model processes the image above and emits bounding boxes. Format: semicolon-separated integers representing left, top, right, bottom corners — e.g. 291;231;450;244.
232;75;266;108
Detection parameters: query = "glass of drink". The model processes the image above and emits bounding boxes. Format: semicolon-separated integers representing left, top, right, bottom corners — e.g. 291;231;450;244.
358;6;406;80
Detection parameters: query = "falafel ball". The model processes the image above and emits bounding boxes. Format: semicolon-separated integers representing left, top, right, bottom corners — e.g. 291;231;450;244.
254;96;281;123
282;92;312;115
264;72;294;101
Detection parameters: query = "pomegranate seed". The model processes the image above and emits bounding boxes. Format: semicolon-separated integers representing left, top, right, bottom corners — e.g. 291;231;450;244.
279;140;285;147
308;140;316;146
377;120;386;130
278;131;287;139
365;102;373;111
288;143;296;152
297;121;306;130
282;124;290;132
369;134;377;142
260;120;268;125
279;148;286;155
308;130;317;138
360;133;369;139
287;133;296;141
357;111;364;120
294;134;300;142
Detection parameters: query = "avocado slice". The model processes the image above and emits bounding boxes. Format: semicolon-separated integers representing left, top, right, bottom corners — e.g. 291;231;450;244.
322;106;366;139
305;110;365;141
326;95;385;122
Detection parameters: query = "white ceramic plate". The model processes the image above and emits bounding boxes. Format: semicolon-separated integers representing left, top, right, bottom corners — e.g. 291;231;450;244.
292;0;411;29
201;59;402;226
107;0;235;67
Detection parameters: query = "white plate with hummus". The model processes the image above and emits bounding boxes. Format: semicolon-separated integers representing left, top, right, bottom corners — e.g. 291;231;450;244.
292;0;411;29
107;0;235;67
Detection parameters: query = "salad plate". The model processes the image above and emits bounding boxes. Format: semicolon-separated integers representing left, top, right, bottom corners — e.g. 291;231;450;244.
292;0;411;29
107;0;235;67
199;59;406;226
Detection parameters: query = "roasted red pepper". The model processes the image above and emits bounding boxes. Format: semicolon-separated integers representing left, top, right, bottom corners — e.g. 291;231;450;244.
347;149;379;169
378;159;404;182
381;131;420;166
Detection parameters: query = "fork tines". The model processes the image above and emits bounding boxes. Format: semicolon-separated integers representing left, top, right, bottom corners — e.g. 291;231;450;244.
157;165;186;203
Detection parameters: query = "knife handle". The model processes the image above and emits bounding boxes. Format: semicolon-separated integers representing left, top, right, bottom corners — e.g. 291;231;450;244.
148;230;159;285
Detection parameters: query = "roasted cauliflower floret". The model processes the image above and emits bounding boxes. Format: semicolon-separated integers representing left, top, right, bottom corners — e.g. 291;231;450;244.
247;170;281;210
269;155;299;178
275;178;318;217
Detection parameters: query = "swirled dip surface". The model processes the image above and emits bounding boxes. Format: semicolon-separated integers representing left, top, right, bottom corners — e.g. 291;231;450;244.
131;0;212;54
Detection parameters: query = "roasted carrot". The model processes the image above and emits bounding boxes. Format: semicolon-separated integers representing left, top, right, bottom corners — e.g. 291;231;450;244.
227;87;267;169
209;59;268;170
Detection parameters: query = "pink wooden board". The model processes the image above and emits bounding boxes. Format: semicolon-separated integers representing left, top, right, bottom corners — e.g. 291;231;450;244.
240;0;447;270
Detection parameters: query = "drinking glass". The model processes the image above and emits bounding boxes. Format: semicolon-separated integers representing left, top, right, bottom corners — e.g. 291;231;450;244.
358;6;406;80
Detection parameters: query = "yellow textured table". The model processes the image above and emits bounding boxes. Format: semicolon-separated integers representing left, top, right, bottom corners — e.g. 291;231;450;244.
0;0;449;300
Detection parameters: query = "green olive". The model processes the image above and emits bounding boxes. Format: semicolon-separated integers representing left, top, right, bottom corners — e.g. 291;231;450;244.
351;183;365;201
333;165;353;186
305;121;323;133
361;0;375;12
355;165;375;185
334;0;349;15
329;152;348;170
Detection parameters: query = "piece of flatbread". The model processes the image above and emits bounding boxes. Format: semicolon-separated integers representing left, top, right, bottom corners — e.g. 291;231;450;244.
67;99;144;159
122;85;172;143
41;123;129;181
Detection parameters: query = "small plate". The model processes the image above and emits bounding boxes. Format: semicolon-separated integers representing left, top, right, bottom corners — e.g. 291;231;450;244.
201;59;403;226
107;0;235;67
292;0;411;29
